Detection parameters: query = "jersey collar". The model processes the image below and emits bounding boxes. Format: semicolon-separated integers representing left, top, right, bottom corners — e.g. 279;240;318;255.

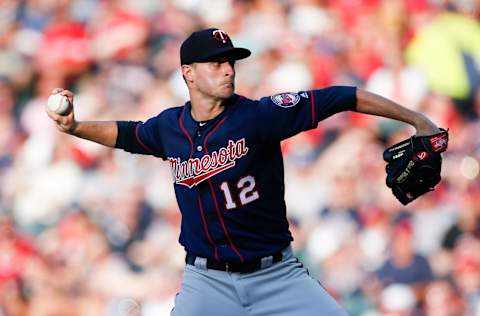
182;94;240;132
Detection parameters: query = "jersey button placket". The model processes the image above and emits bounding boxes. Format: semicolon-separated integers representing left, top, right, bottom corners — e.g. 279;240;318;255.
193;128;204;157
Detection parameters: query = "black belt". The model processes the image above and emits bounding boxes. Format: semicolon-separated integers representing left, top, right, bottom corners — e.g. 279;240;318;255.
186;251;284;273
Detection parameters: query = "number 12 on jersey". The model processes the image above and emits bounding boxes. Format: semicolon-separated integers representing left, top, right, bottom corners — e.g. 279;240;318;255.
219;175;259;210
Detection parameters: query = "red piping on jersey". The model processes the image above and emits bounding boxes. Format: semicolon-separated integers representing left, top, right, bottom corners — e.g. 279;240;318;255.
178;107;194;158
197;193;219;260
204;117;245;263
179;106;217;258
135;123;154;154
310;90;315;128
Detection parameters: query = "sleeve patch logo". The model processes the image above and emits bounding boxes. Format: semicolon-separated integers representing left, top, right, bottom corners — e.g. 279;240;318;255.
270;93;300;108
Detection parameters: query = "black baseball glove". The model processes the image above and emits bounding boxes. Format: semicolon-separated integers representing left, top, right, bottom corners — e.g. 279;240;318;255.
383;129;449;205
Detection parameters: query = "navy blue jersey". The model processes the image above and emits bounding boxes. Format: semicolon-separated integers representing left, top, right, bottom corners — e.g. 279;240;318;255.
116;86;357;263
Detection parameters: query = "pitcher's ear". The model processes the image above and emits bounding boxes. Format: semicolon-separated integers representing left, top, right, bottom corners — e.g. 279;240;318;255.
182;64;194;83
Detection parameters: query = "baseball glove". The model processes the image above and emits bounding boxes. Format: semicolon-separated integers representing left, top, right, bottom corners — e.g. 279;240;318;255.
383;129;449;205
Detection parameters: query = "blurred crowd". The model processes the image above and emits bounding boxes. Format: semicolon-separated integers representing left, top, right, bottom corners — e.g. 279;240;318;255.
1;0;480;315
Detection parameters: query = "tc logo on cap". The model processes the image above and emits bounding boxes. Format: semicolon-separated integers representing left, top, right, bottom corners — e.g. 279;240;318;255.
212;29;229;43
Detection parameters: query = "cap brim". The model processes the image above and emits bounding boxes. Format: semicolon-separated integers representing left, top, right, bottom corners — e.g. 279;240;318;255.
198;47;251;63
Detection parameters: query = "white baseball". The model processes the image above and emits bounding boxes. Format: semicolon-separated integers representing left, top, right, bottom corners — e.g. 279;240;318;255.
47;93;70;115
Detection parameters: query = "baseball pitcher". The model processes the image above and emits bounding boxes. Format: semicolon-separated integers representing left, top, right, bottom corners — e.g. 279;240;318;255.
46;28;447;316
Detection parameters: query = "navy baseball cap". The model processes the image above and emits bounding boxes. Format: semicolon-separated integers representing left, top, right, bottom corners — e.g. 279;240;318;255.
180;28;251;65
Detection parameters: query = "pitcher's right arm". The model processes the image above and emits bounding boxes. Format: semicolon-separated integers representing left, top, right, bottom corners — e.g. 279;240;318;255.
46;88;118;148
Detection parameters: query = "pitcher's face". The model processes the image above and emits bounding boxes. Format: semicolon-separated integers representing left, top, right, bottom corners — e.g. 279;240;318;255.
183;59;236;100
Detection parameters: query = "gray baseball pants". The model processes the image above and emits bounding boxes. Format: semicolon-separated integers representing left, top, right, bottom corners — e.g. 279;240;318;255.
171;246;348;316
